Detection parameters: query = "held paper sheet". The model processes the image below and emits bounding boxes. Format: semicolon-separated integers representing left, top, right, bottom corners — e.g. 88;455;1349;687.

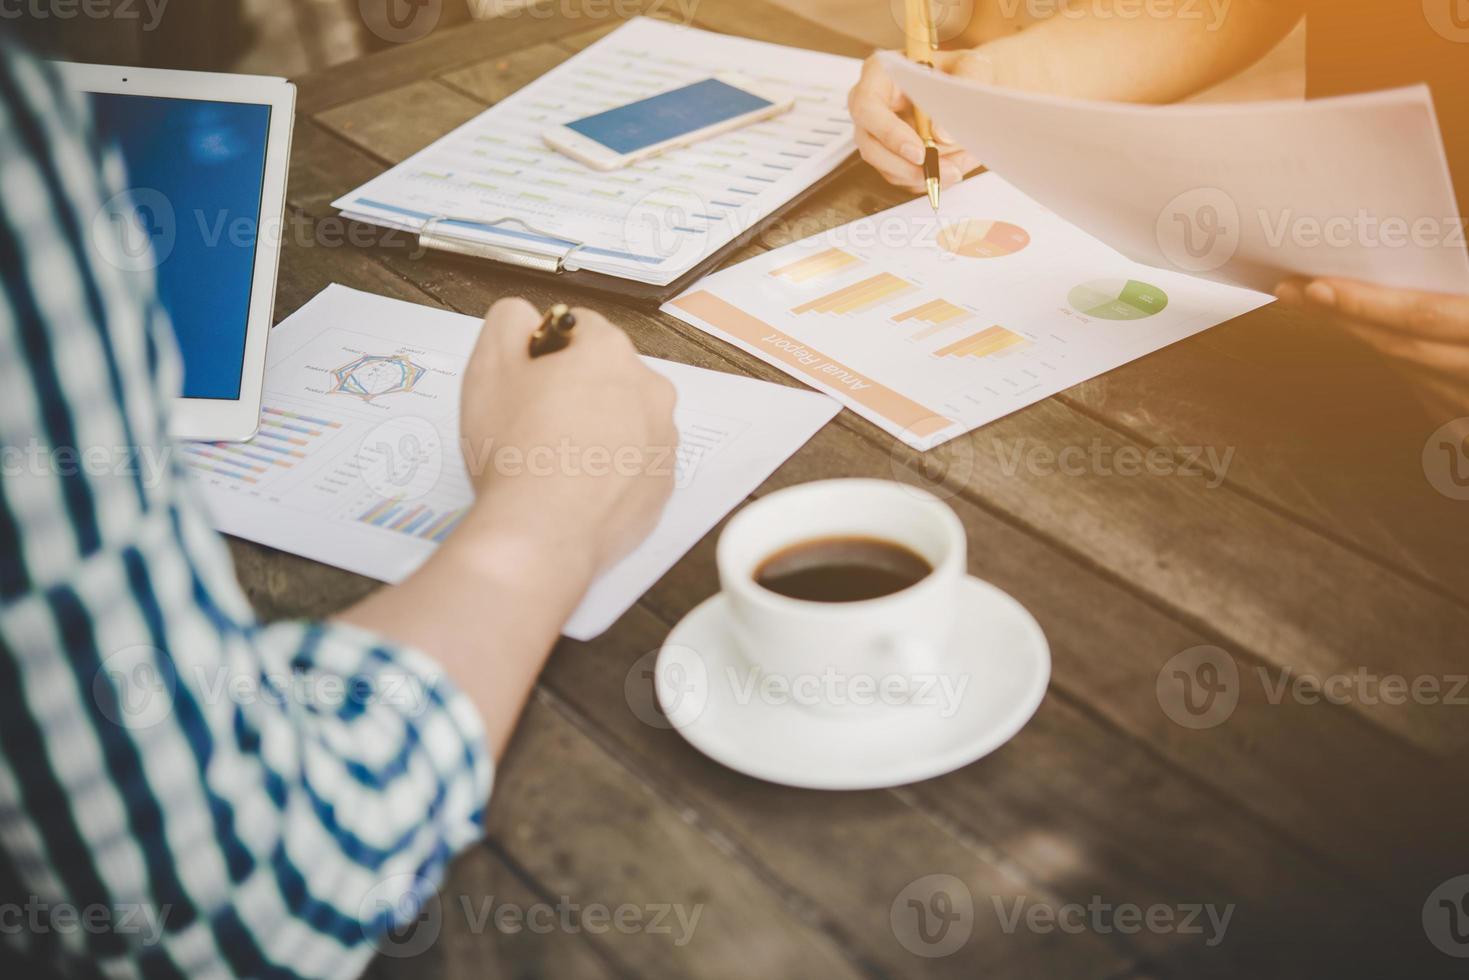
664;174;1272;450
183;285;840;640
881;53;1469;295
333;18;860;286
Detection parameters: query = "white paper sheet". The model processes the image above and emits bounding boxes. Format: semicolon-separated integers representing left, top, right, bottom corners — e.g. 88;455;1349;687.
184;285;839;639
333;18;861;286
664;173;1272;450
881;53;1469;295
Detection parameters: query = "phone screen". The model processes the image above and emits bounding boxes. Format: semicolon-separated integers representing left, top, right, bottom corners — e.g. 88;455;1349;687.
565;78;773;155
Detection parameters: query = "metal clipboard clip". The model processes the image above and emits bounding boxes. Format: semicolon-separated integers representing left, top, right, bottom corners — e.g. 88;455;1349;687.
417;215;587;274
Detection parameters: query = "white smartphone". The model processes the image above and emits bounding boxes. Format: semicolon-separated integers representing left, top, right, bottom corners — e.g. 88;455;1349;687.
543;76;795;171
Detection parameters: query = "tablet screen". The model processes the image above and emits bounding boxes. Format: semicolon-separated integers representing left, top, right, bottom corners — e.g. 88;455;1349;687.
90;93;272;401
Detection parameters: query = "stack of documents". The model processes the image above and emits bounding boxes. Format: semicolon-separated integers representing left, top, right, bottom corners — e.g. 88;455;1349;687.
334;18;861;286
184;286;839;640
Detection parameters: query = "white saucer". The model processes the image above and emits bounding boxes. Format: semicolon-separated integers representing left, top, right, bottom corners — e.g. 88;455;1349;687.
655;576;1050;790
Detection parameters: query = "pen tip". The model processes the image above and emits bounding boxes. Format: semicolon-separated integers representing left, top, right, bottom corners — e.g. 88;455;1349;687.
926;178;941;212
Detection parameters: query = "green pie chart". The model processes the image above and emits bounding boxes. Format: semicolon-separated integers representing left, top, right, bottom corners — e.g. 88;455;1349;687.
1068;279;1169;320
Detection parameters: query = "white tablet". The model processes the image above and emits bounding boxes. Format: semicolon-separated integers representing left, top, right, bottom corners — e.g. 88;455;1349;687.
58;63;295;442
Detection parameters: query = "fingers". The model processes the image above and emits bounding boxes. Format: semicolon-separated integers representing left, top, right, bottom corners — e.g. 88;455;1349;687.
1276;276;1469;341
855;129;926;192
482;296;543;360
849;56;925;168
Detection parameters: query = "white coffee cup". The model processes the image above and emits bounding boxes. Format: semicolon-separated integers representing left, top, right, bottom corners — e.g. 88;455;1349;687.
716;479;967;714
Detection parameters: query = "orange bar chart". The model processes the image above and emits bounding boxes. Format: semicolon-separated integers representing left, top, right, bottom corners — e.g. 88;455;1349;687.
893;298;973;339
769;247;860;283
792;272;915;315
935;325;1029;360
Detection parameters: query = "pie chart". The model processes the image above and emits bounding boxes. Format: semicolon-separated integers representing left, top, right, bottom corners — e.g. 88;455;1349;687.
1068;279;1169;320
936;219;1030;258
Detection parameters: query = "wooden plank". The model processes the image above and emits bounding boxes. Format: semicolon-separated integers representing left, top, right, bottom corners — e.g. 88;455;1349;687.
317;79;488;165
1058;308;1469;597
365;847;621;980
488;693;871;979
437;41;572;104
292;0;648;114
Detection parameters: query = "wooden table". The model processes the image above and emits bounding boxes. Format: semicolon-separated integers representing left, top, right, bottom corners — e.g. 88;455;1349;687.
232;3;1469;976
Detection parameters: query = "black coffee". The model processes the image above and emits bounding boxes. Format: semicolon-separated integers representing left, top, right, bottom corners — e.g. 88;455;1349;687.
754;536;933;602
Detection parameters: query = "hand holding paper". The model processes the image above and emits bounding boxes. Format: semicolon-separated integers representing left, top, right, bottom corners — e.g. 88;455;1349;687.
879;53;1469;295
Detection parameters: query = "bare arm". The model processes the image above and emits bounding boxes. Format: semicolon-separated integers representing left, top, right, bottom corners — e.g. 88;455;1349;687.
338;299;677;759
963;0;1305;103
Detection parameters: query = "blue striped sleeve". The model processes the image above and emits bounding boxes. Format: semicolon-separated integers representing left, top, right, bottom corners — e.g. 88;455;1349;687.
0;41;493;980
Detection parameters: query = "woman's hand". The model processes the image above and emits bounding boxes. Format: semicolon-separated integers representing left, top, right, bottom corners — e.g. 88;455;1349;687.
1275;276;1469;417
847;53;982;194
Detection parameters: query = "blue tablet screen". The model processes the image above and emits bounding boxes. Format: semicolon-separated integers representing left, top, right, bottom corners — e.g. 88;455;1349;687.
90;93;272;401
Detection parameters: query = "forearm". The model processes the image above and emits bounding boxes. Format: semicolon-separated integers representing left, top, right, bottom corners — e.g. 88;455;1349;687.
337;496;596;760
971;0;1304;102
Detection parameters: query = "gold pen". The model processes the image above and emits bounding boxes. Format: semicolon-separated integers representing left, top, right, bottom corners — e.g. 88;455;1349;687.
527;303;577;358
903;0;942;211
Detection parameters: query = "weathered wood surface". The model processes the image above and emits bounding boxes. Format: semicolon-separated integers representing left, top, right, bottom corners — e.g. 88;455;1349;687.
227;3;1469;977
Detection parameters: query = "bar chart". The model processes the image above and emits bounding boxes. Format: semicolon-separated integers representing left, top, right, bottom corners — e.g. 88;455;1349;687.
892;298;974;339
934;325;1030;360
792;272;915;315
185;407;343;485
769;247;859;283
355;498;467;543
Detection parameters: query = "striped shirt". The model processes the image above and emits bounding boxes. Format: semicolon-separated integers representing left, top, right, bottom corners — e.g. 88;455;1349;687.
0;42;493;980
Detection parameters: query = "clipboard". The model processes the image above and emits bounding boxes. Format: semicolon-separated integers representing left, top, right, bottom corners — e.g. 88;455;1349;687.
411;155;859;310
